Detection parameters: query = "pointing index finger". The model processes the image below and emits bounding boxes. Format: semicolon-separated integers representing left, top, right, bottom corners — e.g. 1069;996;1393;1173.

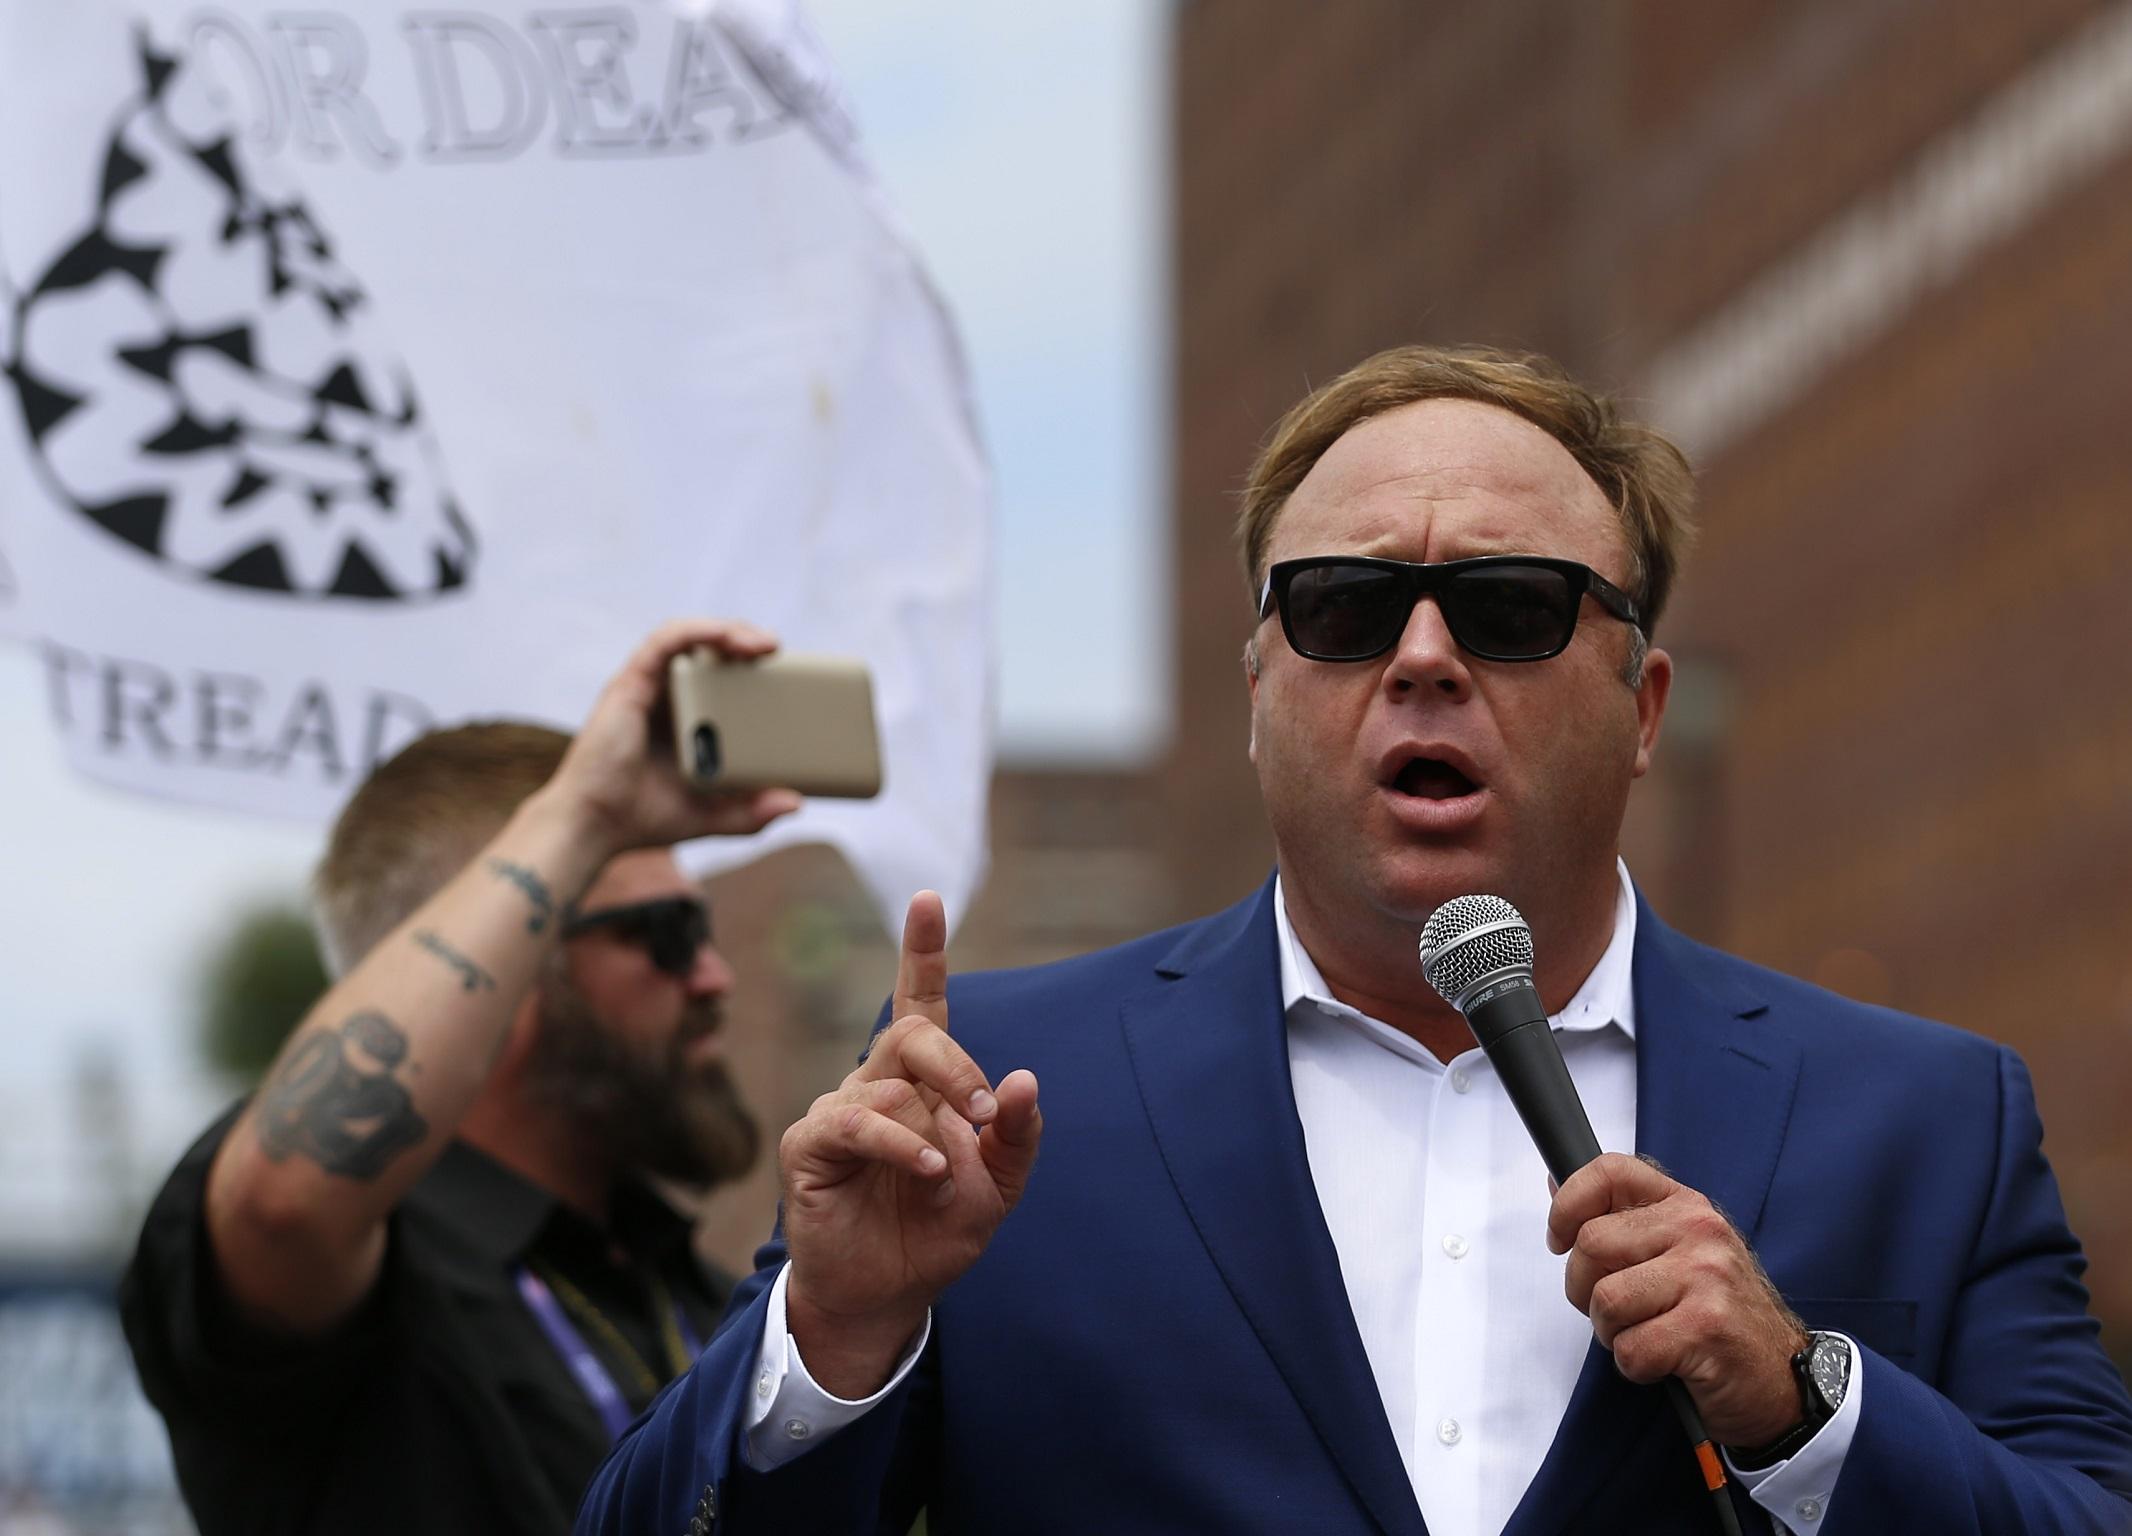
894;891;950;1034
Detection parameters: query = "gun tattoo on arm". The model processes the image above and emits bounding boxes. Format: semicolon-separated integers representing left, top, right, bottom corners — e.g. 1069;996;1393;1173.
413;930;496;993
484;857;561;934
256;1011;429;1179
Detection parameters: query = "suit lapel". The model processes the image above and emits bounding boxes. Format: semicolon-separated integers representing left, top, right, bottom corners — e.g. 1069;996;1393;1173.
1119;883;1428;1536
1502;896;1801;1536
1631;898;1801;1246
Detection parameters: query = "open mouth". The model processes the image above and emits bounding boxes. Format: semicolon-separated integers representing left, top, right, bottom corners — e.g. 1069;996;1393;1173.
1392;756;1481;800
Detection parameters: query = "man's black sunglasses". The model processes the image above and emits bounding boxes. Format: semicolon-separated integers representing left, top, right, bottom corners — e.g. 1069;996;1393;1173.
1259;554;1643;664
561;896;711;978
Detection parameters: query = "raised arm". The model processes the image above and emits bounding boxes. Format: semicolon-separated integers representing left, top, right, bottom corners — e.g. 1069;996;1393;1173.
779;891;1044;1396
203;619;800;1335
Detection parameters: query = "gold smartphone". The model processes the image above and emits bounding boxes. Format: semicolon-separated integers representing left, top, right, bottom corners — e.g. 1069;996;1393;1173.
667;648;883;798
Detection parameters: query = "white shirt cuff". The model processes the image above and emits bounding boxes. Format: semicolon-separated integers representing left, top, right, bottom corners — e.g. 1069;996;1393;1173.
1725;1333;1863;1534
740;1263;932;1471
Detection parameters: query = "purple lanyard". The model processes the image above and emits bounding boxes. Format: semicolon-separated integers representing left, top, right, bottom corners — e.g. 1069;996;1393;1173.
515;1266;703;1443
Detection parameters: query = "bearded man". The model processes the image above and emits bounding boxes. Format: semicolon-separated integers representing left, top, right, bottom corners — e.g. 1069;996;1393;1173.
121;620;800;1536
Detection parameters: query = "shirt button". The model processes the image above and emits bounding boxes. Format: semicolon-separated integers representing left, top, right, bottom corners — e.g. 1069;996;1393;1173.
1441;1233;1469;1260
1450;1069;1472;1094
756;1369;774;1399
783;1418;812;1440
1437;1417;1462;1445
1796;1498;1823;1522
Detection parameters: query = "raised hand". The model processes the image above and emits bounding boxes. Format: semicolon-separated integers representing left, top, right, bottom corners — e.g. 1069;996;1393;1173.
545;617;801;857
779;891;1043;1398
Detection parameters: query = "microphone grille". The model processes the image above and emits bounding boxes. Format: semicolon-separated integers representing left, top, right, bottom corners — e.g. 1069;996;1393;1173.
1419;894;1534;1006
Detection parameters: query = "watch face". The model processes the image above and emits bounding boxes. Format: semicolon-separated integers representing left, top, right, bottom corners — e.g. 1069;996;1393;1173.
1808;1335;1850;1409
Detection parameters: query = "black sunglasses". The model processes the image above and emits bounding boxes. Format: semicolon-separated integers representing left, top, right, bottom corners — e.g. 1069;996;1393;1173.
1259;554;1643;664
561;896;711;977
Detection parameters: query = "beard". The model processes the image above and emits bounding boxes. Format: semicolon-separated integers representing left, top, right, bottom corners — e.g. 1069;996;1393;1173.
521;978;760;1189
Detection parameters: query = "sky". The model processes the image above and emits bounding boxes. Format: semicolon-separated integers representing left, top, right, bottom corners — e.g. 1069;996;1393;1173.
0;0;1169;1252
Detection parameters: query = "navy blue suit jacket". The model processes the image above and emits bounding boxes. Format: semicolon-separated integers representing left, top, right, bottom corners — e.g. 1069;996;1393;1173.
578;883;2132;1534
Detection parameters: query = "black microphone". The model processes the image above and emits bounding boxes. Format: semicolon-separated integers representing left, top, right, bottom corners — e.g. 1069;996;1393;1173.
1418;895;1598;1183
1420;894;1743;1536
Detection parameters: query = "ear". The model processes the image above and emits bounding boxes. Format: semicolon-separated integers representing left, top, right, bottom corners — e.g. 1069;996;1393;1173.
1631;645;1672;778
1243;639;1261;763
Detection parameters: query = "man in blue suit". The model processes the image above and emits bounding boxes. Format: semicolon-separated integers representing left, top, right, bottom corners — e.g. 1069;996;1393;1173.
578;346;2132;1534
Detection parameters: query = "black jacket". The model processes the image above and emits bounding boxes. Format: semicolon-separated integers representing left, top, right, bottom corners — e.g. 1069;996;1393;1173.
121;1109;731;1535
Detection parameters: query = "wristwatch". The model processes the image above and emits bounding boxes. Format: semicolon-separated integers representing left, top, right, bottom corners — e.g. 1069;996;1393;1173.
1731;1331;1851;1470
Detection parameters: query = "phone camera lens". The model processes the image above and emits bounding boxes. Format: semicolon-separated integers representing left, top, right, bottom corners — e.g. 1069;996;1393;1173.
692;724;721;781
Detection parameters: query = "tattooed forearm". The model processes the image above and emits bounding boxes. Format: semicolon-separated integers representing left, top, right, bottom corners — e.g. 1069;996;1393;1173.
484;856;560;933
256;1011;429;1179
413;929;496;993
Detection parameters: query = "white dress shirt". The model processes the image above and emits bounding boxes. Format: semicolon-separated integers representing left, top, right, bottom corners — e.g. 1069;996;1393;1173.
1279;862;1859;1533
743;861;1860;1534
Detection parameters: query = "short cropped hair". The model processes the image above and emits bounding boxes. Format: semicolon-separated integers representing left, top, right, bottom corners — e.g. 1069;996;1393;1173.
312;722;570;977
1237;345;1698;635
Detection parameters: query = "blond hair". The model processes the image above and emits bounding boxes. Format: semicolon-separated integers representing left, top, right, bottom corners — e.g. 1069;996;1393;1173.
312;722;569;976
1238;345;1697;635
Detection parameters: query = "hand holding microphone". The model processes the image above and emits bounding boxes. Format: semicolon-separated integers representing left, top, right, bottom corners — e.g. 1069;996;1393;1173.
1422;897;1810;1533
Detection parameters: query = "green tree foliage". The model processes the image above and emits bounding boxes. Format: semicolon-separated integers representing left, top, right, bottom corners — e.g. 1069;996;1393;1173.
198;902;329;1082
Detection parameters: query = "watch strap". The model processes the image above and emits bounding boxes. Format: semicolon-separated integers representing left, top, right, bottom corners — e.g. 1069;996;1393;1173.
1728;1332;1841;1471
1729;1413;1821;1471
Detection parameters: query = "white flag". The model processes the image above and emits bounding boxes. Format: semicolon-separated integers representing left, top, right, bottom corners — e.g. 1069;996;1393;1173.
0;0;993;926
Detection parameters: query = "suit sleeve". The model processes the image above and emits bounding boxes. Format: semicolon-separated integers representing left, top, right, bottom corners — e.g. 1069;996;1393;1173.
574;1224;935;1536
1825;1047;2132;1535
577;1045;940;1536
